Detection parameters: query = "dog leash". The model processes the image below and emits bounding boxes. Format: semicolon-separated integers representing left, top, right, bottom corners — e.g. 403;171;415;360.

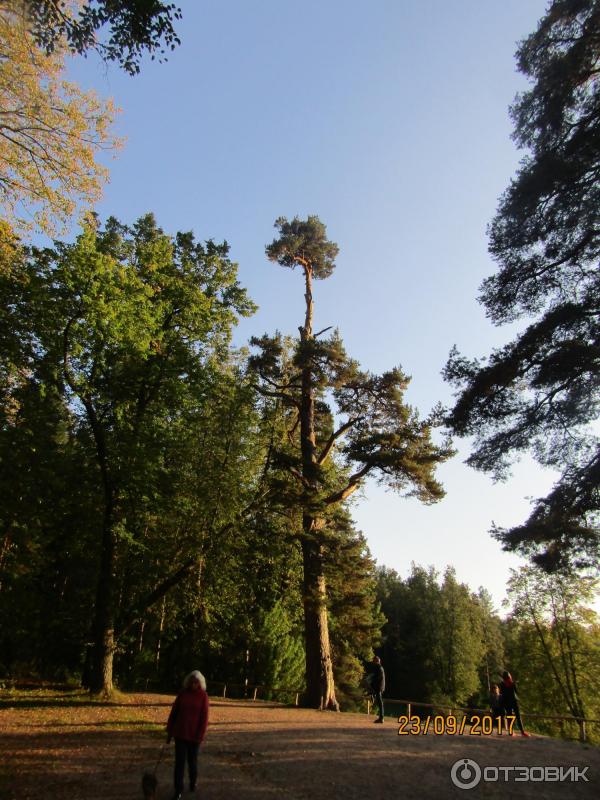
153;741;167;776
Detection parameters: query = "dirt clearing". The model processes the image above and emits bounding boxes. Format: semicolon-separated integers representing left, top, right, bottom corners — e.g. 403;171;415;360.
0;691;598;799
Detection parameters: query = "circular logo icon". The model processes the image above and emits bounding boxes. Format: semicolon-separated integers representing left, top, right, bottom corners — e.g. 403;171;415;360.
450;758;482;790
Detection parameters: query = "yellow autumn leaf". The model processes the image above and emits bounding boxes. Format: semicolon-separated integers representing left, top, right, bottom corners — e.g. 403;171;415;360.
0;2;122;235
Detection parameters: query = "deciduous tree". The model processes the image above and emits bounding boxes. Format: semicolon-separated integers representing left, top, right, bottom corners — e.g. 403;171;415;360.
3;213;254;693
506;565;600;741
0;5;120;235
17;0;182;74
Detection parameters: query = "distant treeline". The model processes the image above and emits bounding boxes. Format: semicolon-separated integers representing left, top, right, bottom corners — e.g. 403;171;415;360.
378;565;600;742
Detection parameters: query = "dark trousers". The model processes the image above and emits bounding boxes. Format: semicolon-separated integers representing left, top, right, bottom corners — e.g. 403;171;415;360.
504;701;525;734
174;738;199;793
374;691;384;720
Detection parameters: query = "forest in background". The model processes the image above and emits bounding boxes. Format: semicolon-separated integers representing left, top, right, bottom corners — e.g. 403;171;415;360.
0;0;599;745
1;211;598;741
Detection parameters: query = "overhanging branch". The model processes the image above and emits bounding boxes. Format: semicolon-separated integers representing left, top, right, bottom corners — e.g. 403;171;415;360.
317;416;362;465
323;463;373;505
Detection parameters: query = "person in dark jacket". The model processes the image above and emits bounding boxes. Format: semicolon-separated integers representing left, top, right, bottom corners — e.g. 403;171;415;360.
371;655;385;723
489;682;504;732
500;671;529;737
167;670;210;798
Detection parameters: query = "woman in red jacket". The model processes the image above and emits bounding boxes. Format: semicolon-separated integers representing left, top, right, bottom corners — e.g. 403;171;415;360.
167;670;210;799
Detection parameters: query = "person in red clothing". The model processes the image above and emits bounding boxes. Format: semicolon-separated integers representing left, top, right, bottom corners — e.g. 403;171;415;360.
500;671;530;737
167;670;210;799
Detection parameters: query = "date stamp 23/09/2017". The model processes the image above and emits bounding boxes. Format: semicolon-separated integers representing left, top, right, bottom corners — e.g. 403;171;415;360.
397;714;517;736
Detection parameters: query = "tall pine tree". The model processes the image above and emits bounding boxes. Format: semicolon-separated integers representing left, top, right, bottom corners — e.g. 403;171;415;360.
444;0;600;570
252;216;452;708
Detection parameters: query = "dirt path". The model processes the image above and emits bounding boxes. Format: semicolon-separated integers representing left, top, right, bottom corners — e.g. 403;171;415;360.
0;691;598;799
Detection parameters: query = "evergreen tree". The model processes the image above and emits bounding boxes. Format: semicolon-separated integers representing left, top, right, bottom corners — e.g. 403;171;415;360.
444;0;600;571
325;510;384;708
252;216;452;708
376;566;431;701
376;565;489;706
249;601;305;700
475;588;505;703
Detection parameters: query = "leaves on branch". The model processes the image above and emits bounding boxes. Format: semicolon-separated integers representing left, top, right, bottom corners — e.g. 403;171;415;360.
19;0;183;75
0;8;121;235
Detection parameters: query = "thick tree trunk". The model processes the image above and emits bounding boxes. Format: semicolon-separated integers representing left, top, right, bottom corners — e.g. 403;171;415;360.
302;524;339;709
298;265;338;710
89;512;116;696
88;482;117;695
62;339;123;697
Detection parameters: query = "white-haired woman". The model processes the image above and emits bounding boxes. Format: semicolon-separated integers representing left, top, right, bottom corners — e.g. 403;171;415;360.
166;670;209;799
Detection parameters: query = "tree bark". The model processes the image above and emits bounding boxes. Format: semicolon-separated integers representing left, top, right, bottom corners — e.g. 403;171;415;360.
298;263;338;710
63;332;118;697
301;523;339;709
88;484;117;695
80;392;117;696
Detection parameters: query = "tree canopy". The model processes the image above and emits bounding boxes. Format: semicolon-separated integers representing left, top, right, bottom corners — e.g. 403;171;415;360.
506;565;600;740
0;5;120;235
266;215;339;280
16;0;182;74
444;0;600;571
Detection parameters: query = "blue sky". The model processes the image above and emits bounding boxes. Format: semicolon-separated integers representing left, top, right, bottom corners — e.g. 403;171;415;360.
68;0;557;610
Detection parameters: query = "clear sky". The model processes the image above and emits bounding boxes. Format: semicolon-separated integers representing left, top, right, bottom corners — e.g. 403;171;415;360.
67;0;556;612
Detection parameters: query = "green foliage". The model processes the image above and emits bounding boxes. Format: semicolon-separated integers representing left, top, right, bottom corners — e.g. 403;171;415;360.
444;0;600;571
505;565;600;739
20;0;182;74
0;213;261;688
249;601;305;698
475;588;505;704
376;565;494;707
250;334;453;518
256;215;453;708
325;511;384;709
266;215;339;280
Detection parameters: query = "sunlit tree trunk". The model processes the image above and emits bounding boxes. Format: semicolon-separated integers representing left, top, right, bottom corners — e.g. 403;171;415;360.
299;265;338;710
301;526;338;709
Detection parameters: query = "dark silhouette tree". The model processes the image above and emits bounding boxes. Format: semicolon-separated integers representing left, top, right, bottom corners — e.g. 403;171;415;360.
252;215;453;709
444;0;600;571
16;0;182;74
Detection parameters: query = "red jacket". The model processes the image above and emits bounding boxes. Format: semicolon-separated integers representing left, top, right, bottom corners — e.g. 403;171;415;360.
167;688;209;743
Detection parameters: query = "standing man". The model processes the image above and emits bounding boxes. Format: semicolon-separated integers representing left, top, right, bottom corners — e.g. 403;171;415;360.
372;655;385;723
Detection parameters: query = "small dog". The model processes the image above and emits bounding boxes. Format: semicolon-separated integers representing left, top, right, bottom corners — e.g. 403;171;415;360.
141;772;158;799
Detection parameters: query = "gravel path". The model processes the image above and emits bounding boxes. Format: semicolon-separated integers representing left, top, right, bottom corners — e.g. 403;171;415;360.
0;692;598;799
